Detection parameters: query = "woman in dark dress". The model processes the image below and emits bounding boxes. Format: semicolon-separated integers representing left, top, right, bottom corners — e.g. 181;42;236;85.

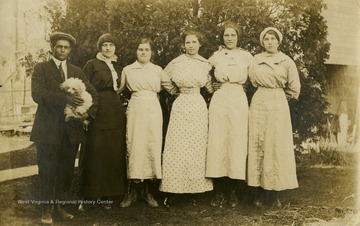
78;33;127;210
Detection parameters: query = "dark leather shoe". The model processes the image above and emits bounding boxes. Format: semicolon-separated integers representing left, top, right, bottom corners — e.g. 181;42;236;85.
229;190;238;208
56;205;74;220
253;199;263;207
78;203;86;212
102;203;112;210
271;198;282;208
163;197;172;207
120;190;138;208
211;193;225;207
41;207;53;225
143;193;158;207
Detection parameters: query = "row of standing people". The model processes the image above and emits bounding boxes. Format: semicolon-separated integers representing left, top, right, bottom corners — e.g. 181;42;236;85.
79;23;301;209
31;23;300;225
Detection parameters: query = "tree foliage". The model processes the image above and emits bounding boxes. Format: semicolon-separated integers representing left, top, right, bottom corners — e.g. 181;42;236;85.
19;50;50;78
45;0;330;145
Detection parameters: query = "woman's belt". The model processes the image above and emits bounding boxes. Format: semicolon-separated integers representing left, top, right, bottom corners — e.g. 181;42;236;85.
131;90;158;98
179;87;200;94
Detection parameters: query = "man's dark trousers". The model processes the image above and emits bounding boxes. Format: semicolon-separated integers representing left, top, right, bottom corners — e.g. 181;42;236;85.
36;127;78;202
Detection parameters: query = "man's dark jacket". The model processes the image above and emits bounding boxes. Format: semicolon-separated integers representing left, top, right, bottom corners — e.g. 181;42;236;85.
30;59;99;145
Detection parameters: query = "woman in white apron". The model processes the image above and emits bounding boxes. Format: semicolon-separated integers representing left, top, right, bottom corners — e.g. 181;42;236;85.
118;38;177;208
206;22;253;208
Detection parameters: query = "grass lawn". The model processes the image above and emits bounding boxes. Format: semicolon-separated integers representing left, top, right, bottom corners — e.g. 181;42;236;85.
0;142;358;225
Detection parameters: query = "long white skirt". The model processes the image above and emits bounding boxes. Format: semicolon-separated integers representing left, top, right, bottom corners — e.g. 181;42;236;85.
206;83;248;179
247;87;298;191
126;90;162;180
160;91;213;193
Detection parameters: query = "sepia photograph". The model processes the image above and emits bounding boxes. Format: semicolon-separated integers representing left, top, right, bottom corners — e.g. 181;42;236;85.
0;0;359;225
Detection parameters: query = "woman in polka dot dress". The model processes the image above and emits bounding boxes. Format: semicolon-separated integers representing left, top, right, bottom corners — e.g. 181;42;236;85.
159;30;214;204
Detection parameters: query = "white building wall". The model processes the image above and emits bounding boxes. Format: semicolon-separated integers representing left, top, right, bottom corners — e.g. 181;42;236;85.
322;0;360;66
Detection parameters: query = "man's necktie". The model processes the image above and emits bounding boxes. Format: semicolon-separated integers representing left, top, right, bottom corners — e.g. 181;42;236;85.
59;63;65;80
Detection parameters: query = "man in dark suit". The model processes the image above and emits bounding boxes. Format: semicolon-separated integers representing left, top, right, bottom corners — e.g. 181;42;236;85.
31;32;98;224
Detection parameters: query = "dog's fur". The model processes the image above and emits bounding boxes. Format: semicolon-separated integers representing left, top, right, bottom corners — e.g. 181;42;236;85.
60;78;93;125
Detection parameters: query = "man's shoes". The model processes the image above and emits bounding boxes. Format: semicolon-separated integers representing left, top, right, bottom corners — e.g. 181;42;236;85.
102;203;112;210
41;214;53;225
78;203;86;212
56;205;74;220
41;207;53;225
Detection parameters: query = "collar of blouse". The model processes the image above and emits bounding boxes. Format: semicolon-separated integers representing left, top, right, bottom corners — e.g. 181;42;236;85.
257;51;288;64
96;52;118;63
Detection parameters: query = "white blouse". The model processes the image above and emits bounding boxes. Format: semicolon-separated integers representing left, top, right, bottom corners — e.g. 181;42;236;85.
119;61;176;94
209;47;253;84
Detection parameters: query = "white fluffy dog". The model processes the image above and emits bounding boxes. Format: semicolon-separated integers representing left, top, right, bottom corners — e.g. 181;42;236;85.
60;77;93;125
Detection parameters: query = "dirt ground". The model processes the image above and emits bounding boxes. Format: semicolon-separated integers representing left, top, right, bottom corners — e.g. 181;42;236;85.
0;146;359;225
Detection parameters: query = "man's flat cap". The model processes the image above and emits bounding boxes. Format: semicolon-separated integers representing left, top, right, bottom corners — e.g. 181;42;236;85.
50;32;76;46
